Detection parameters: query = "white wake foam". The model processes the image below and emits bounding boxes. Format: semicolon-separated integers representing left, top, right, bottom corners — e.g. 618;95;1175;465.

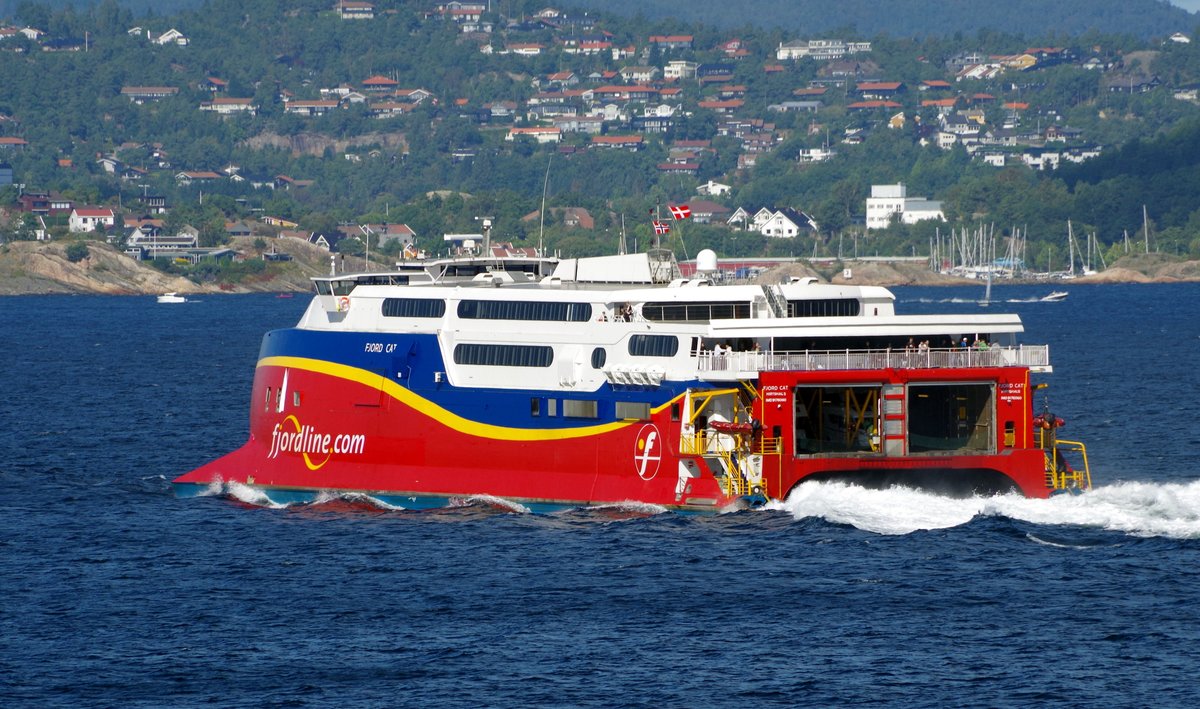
767;479;1200;538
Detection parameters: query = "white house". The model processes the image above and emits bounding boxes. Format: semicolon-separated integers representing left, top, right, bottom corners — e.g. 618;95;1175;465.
759;208;819;238
506;127;562;144
728;207;818;237
865;184;945;231
153;28;189;46
697;180;731;196
69;207;116;233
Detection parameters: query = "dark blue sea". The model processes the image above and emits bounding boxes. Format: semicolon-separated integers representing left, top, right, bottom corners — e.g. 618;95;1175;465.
4;283;1200;707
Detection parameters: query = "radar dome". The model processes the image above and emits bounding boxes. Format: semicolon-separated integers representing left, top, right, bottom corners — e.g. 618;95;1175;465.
696;249;718;273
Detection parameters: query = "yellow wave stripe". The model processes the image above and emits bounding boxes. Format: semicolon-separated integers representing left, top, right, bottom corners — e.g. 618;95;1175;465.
259;355;681;442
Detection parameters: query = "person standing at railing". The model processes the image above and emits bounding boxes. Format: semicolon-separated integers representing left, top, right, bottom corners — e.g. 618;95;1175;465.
713;341;729;370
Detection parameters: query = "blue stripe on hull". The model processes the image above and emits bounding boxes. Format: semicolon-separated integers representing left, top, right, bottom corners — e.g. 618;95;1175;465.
257;327;704;430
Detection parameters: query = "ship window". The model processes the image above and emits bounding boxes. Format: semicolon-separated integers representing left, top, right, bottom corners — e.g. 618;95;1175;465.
563;399;599;419
453;343;554;367
617;401;652;420
457;299;592;322
382;298;446;318
292;391;301;407
265;387;271;412
548;399;558;416
531;398;541;417
642;301;752;322
315;282;333;296
792;385;881;455
591;347;607;369
787;298;861;318
908;383;995;454
671;403;680;421
629;334;679;358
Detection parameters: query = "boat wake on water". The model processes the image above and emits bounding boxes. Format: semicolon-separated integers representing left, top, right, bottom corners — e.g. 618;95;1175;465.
768;479;1200;538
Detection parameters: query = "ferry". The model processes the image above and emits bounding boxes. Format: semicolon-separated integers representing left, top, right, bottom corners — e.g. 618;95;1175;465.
173;246;1092;512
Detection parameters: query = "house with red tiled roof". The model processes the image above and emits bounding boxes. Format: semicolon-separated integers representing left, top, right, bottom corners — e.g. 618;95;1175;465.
507;43;545;56
369;101;416;118
921;98;958;109
362;75;399;91
856;81;904;99
920;80;953;91
848;100;903;111
69;207;115;233
698;99;744;114
507;127;562;144
0;136;29;149
591;135;643;150
649;35;693;51
545;71;578;87
565;40;611;56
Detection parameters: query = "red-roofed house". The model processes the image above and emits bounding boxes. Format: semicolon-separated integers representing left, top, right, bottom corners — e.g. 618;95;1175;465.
848;100;903;111
69;207;115;233
921;98;958;109
507;127;562;144
856;81;905;99
362;75;399;91
698;99;744;114
591;135;644;150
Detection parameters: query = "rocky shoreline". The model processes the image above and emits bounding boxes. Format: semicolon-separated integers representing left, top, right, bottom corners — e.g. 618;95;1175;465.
1;240;1197;296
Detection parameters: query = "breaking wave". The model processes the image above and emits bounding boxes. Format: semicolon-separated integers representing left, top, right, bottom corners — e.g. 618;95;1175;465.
768;479;1200;538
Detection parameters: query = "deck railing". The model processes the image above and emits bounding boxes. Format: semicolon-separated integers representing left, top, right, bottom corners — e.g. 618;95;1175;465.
697;345;1049;374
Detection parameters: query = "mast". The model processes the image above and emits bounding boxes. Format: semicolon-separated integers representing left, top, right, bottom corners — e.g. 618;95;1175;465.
1143;205;1150;253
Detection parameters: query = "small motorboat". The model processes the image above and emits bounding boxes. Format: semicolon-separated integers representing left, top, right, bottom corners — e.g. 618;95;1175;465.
157;292;186;304
1041;291;1068;302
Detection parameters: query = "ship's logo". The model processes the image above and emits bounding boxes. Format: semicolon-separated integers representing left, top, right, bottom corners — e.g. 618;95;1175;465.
634;424;662;480
267;415;366;471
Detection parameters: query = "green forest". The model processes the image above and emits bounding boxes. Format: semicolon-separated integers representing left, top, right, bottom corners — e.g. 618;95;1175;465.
561;0;1195;39
3;0;1200;267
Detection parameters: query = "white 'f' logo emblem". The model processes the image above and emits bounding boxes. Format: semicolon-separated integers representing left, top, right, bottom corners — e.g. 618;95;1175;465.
635;424;661;480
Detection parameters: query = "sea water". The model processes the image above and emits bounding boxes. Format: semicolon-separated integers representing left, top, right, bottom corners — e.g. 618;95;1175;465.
3;284;1200;707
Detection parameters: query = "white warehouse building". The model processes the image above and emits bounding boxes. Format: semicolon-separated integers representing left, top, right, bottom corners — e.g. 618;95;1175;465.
865;184;945;231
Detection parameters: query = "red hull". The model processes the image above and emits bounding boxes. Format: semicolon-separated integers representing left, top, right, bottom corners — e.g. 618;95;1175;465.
176;357;1063;509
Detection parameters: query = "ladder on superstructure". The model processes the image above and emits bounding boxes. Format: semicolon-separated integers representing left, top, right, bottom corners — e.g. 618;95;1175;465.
761;285;789;318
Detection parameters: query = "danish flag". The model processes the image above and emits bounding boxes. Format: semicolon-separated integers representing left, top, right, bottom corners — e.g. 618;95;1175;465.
652;220;671;235
669;204;691;220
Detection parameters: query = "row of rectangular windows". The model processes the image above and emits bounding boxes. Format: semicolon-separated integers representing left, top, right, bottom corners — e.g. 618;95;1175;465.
787;298;861;318
532;398;653;420
641;301;752;322
452;336;679;368
381;298;593;322
383;297;860;322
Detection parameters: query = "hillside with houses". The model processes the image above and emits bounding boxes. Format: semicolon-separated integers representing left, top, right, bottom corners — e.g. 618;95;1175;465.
3;0;1200;289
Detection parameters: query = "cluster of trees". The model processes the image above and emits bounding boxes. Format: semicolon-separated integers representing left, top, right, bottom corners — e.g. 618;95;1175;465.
4;0;1200;262
561;0;1194;39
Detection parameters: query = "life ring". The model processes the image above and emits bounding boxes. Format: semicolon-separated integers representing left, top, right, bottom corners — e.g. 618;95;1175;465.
337;296;350;312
